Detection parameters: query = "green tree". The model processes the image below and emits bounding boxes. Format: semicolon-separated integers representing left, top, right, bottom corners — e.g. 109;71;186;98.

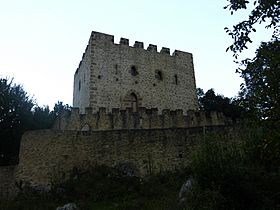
224;0;280;58
235;41;280;172
224;2;280;169
52;101;71;117
30;106;55;130
0;78;34;164
197;88;244;120
239;40;280;124
0;78;70;165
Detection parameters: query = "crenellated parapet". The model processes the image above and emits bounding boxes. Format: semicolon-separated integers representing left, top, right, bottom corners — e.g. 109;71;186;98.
53;107;232;131
73;31;194;78
87;31;191;57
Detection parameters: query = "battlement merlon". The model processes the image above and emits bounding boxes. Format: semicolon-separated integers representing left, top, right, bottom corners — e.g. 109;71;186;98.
53;107;233;131
134;41;144;48
147;44;158;52
91;31;114;43
160;47;170;54
120;38;129;45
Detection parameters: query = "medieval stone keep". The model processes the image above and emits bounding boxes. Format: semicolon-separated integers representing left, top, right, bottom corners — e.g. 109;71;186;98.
0;31;235;199
73;31;198;114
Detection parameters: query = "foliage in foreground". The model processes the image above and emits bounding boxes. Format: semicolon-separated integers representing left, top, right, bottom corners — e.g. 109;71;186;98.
224;0;279;58
238;40;280;124
0;166;187;210
187;128;280;210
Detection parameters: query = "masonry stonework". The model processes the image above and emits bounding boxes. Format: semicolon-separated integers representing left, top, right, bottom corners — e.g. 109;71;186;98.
53;108;232;131
73;31;198;114
15;126;236;188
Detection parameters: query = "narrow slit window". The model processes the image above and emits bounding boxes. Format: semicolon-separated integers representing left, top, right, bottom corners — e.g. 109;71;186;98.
78;80;81;91
131;65;138;76
174;74;178;85
115;64;118;74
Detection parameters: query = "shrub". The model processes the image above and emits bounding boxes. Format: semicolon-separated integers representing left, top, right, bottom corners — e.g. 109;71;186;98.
188;134;280;210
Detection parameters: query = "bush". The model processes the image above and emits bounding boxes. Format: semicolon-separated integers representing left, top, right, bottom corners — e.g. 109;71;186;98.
188;133;280;210
0;165;188;210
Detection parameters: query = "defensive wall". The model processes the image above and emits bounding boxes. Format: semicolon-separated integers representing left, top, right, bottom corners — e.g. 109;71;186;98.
0;109;236;198
53;108;232;131
15;126;237;190
14;108;233;188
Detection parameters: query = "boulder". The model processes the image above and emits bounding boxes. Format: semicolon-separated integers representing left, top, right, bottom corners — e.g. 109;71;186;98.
56;203;79;210
178;178;194;207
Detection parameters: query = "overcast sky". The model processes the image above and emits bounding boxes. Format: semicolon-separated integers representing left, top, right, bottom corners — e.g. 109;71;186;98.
0;0;272;108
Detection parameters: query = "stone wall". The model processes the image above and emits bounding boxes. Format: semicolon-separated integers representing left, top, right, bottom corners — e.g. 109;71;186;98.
0;166;17;199
53;108;232;131
15;126;236;189
73;31;198;114
73;44;91;111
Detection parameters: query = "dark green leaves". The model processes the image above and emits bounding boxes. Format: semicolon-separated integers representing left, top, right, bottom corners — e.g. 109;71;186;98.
239;40;280;123
224;0;280;58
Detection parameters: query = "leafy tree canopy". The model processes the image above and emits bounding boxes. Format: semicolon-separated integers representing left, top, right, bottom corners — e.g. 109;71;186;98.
53;101;71;117
238;40;280;124
0;78;71;165
224;0;280;58
0;78;33;131
197;88;244;120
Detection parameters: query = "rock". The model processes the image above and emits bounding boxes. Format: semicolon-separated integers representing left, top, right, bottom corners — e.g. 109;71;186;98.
178;178;194;207
56;203;79;210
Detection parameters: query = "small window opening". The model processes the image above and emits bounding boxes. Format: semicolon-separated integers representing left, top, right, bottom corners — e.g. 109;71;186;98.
115;64;118;74
155;70;163;80
98;75;101;79
174;74;178;85
78;80;81;91
131;65;138;76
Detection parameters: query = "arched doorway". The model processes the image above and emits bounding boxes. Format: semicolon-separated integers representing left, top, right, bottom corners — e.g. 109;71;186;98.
130;93;138;112
122;92;139;112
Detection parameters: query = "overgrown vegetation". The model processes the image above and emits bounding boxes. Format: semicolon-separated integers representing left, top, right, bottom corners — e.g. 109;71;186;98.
0;166;188;210
187;130;280;210
197;88;245;120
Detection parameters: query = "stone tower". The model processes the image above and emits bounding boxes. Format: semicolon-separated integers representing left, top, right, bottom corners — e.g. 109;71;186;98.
73;31;198;114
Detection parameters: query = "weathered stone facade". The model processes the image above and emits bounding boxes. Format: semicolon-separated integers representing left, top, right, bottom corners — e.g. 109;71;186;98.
15;126;236;188
53;108;232;131
13;109;234;189
73;31;198;114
